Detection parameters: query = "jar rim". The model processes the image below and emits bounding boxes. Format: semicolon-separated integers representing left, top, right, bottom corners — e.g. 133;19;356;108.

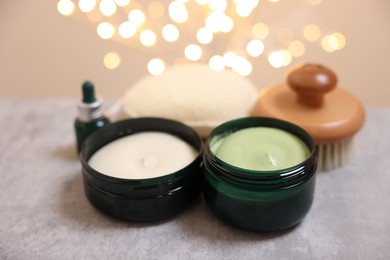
204;117;317;190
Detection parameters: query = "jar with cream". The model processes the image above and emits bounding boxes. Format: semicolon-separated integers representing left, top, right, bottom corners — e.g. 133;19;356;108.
203;117;317;231
80;118;203;221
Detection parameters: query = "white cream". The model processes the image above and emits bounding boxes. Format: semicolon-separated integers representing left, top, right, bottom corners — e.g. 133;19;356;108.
88;132;198;179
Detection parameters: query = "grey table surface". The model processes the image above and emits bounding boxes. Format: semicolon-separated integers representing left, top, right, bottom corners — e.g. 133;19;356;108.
0;98;389;260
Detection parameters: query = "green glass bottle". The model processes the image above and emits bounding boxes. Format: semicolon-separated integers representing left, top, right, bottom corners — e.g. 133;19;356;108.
75;81;110;153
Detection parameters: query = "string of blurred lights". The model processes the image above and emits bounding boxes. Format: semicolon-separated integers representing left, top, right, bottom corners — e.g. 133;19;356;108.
57;0;346;76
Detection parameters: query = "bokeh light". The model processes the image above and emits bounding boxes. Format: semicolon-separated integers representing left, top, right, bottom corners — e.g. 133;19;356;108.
103;52;121;69
118;21;137;39
140;30;157;46
99;0;117;16
252;22;269;39
232;56;252;76
57;0;75;16
268;50;292;68
128;9;146;27
208;55;225;71
209;0;227;12
246;39;264;57
59;0;347;72
184;44;203;61
79;0;96;13
223;52;237;68
162;24;180;42
197;27;213;44
205;11;234;33
288;40;305;57
169;1;189;23
97;22;115;39
148;58;166;75
114;0;131;7
303;24;321;42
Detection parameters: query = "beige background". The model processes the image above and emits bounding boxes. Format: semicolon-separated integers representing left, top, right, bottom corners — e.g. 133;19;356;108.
0;0;389;105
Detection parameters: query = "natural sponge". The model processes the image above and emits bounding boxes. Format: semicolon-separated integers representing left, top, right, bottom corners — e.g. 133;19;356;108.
121;64;258;136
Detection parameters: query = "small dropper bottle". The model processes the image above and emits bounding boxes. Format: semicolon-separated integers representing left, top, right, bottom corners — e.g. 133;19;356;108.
75;81;110;152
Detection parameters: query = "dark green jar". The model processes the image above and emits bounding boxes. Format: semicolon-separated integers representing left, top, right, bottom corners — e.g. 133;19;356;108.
80;118;203;222
203;117;317;231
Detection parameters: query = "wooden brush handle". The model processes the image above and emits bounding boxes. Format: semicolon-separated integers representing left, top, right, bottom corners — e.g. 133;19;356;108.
287;63;338;107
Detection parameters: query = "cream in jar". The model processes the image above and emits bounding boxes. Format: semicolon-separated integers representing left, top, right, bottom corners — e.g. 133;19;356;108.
211;127;310;171
88;131;198;179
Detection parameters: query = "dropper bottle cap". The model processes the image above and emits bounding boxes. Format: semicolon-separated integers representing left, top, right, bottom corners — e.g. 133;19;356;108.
77;81;104;122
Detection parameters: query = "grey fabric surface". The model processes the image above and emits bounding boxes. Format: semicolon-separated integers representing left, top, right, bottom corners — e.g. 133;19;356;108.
0;98;389;259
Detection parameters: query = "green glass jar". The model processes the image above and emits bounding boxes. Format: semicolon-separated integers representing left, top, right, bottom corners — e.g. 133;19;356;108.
80;118;203;222
203;117;317;231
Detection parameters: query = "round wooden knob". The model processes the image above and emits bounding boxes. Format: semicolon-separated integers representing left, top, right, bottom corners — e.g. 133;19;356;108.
287;63;338;107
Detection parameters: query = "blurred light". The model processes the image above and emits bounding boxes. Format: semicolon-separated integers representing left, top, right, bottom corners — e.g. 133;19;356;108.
332;32;346;50
235;4;252;17
184;44;203;61
114;0;130;7
235;0;258;17
303;24;321;42
235;0;259;8
79;0;96;13
232;56;252;76
268;50;292;68
246;39;264;57
321;35;335;52
209;0;227;11
276;27;294;45
169;1;189;23
148;2;165;19
57;0;75;16
103;52;121;69
288;40;305;57
128;9;145;26
205;12;220;32
223;52;237;68
140;30;157;46
99;0;117;16
197;27;213;44
162;24;180;42
148;58;166;75
205;11;233;33
118;21;137;38
209;55;225;71
322;33;345;52
269;0;279;2
97;22;115;39
307;0;321;5
195;0;210;5
280;49;292;66
220;15;234;33
252;22;269;39
268;51;282;68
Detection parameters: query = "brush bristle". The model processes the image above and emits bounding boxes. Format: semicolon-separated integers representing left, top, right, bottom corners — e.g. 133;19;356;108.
316;137;355;171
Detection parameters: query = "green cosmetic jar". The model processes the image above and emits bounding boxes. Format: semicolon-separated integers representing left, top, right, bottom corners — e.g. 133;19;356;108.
203;117;317;231
80;118;203;222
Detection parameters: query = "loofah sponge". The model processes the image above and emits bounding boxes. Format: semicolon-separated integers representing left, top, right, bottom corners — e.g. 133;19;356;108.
121;64;258;136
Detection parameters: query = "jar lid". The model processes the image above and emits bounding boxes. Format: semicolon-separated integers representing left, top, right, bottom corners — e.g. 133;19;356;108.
252;63;365;144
